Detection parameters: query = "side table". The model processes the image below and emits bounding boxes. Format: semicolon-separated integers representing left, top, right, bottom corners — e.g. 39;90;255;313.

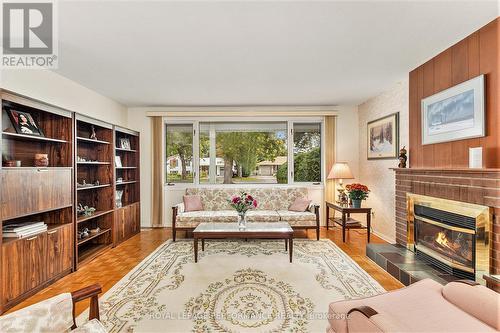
325;201;372;242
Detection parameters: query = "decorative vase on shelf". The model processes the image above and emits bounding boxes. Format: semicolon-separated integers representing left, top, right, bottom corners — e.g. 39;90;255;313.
238;212;247;229
352;199;362;209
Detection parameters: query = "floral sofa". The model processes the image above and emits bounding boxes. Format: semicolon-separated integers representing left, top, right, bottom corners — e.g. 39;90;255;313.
172;187;320;241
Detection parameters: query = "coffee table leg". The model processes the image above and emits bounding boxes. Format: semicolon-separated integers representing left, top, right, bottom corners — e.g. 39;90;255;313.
289;237;293;263
285;239;288;251
194;237;198;263
202;239;205;251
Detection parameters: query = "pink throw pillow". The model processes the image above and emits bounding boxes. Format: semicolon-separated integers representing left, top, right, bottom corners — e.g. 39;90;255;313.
289;197;311;212
183;195;203;212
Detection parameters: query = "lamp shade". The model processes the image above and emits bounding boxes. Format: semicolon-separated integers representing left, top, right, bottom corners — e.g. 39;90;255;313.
327;162;354;180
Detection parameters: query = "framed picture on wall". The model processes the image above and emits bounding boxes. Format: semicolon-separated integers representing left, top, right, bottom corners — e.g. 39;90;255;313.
421;74;485;145
367;112;399;159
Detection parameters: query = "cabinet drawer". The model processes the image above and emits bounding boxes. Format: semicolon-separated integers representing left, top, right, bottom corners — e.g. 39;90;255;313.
1;169;72;219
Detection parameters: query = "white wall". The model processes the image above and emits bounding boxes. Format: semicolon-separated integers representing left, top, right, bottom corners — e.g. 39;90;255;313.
335;105;360;182
0;69;127;126
357;80;409;243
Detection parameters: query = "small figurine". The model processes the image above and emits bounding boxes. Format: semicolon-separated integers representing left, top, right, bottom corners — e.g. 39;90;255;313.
78;228;90;239
398;146;408;168
77;203;96;217
90;125;98;140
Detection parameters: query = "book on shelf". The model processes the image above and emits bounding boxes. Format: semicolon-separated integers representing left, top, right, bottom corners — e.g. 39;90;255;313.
2;222;47;238
2;221;45;232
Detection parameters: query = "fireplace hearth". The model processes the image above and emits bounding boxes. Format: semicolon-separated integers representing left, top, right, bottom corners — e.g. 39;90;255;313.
408;194;491;281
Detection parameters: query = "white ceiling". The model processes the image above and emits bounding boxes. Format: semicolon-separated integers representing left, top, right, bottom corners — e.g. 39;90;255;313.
54;1;498;107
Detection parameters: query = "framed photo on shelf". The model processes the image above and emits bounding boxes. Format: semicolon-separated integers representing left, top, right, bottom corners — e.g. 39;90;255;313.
115;155;122;167
119;138;131;150
6;108;44;137
421;74;485;145
367;112;399;159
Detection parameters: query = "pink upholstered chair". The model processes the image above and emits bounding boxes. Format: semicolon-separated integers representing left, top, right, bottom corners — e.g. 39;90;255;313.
327;279;500;332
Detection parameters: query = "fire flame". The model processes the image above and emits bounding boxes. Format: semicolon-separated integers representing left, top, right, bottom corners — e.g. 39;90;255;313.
435;232;454;251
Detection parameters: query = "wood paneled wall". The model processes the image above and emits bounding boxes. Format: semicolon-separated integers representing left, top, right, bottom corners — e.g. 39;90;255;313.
409;18;499;168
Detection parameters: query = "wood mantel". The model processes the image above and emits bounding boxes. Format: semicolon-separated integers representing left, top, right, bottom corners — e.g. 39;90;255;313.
393;168;500;274
391;168;500;173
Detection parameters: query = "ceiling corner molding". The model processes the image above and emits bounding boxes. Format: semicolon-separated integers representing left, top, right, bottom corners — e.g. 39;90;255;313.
144;106;339;117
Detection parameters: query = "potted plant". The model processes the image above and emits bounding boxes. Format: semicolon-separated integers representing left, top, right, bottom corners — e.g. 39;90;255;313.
228;192;258;228
345;183;370;208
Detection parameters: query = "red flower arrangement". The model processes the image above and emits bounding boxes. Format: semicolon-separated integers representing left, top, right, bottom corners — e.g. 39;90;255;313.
228;192;258;214
345;183;370;200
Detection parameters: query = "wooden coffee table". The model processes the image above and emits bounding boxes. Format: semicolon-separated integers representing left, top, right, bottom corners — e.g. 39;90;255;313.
193;222;294;263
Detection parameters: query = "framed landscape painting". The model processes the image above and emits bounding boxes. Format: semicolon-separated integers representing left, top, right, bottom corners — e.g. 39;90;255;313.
421;74;485;145
367;112;399;159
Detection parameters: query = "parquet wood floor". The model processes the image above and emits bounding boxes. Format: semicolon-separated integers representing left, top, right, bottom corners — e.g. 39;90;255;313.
8;226;402;317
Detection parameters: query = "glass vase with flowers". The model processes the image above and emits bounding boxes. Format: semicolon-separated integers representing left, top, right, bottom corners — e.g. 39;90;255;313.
228;192;258;228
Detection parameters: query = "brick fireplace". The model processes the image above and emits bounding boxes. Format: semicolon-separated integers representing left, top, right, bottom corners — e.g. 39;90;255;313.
394;168;499;275
366;168;499;286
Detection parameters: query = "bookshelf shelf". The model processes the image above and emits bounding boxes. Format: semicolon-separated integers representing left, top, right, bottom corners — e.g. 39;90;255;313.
75;116;115;269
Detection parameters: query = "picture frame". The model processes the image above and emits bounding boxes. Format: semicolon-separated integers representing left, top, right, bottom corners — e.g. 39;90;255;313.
367;112;399;160
115;155;122;167
6;108;44;137
119;138;131;150
421;75;485;145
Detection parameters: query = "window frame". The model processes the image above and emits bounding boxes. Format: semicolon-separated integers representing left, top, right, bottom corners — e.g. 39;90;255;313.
164;120;198;185
164;116;324;187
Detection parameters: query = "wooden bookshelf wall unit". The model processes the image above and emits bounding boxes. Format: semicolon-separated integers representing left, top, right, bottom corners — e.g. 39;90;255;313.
0;91;74;313
75;115;114;268
114;127;140;244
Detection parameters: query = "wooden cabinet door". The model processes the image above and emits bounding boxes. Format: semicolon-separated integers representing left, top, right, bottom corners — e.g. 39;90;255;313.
24;232;47;291
47;225;73;279
1;169;72;220
115;203;140;244
124;203;138;240
1;239;27;304
115;207;126;244
1;233;47;304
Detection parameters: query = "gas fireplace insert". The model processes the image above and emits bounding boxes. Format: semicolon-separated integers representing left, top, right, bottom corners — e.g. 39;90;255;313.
407;194;491;281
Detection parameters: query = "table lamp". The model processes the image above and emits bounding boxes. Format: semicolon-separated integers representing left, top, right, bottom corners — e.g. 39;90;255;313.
327;162;354;205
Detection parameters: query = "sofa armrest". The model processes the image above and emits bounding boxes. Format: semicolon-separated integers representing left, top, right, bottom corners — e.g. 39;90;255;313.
308;203;319;213
442;280;500;330
71;284;102;329
173;202;185;213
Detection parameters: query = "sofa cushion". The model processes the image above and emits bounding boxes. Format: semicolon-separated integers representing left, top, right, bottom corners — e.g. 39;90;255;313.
176;210;238;225
277;210;316;222
288;197;312;212
328;279;496;333
185;187;310;211
183;195;203;212
246;210;280;222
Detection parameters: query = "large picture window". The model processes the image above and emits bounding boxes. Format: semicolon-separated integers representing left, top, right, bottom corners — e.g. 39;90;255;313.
199;122;287;184
165;119;322;185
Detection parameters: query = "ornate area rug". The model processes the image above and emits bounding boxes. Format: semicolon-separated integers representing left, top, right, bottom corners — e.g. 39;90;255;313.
78;239;384;332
